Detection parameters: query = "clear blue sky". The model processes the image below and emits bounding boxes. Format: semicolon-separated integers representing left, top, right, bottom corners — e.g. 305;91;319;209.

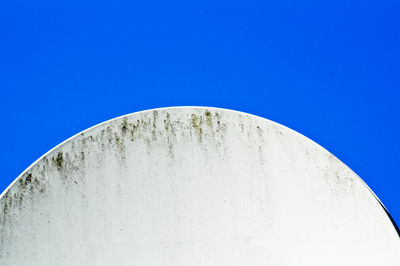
1;0;399;224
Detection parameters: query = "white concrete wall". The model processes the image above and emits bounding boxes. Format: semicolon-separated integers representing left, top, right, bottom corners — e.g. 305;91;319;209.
0;107;399;265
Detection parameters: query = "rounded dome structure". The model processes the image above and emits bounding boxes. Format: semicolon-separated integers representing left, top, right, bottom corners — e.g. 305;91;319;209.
0;107;399;265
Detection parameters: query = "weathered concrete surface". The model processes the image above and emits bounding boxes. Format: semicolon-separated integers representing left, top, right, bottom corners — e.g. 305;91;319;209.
0;107;399;265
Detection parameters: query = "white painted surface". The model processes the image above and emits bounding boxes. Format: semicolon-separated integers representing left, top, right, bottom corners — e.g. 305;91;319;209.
0;107;399;265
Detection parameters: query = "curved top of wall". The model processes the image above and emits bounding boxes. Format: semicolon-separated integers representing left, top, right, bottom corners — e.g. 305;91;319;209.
1;107;399;266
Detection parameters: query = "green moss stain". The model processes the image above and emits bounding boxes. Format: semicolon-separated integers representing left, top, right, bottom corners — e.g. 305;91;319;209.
152;110;158;140
205;110;213;127
164;113;173;132
191;114;203;141
25;173;32;185
121;118;129;135
55;152;64;171
3;202;7;215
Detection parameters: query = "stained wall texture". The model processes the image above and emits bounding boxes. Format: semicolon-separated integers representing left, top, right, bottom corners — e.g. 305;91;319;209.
0;107;399;265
